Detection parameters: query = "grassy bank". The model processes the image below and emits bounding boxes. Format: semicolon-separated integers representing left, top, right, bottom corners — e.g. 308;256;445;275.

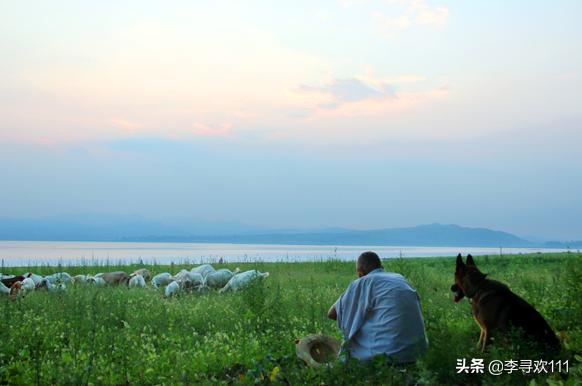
1;252;581;385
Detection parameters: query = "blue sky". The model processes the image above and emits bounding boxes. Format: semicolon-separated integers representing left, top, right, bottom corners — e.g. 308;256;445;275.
0;1;581;239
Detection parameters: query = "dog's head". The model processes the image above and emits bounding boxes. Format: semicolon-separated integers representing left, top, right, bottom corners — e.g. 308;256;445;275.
451;253;486;303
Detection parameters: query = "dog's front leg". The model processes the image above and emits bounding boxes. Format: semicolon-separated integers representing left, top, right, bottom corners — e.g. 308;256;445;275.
473;314;485;349
477;329;484;349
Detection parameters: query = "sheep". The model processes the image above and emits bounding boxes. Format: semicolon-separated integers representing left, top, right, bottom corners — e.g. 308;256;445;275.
2;275;25;288
36;278;51;291
9;281;23;297
21;277;36;292
23;272;44;285
53;282;67;292
173;270;205;288
45;272;72;284
190;264;215;278
7;277;36;297
164;281;180;297
0;281;10;295
219;270;270;293
37;278;66;292
187;272;206;290
129;274;146;288
131;268;151;282
152;273;173;289
9;277;40;297
88;276;106;287
206;268;240;289
72;275;90;285
96;271;130;286
172;269;190;282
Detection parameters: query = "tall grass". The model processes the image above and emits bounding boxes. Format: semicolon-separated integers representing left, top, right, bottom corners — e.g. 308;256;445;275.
0;253;581;384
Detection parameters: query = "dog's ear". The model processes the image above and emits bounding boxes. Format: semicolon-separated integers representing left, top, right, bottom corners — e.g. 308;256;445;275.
466;254;476;267
456;253;465;270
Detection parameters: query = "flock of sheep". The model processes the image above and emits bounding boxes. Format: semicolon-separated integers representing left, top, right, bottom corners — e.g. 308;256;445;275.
0;264;270;298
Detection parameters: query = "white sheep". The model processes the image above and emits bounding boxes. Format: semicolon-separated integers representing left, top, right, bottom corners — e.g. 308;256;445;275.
37;278;66;292
152;273;173;289
46;272;72;284
164;281;180;297
219;270;270;293
72;274;89;284
88;276;106;287
173;271;205;289
190;264;215;278
129;274;146;288
21;277;36;292
188;272;206;290
0;281;9;295
206;268;240;289
0;273;15;281
54;282;67;292
23;272;44;285
172;269;190;282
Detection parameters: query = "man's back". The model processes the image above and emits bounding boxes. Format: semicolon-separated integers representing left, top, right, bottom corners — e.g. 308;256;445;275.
335;268;428;363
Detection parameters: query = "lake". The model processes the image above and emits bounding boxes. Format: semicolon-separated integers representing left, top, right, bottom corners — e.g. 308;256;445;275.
0;240;571;267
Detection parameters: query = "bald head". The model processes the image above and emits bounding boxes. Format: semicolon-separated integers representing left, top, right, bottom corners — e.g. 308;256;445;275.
357;251;382;277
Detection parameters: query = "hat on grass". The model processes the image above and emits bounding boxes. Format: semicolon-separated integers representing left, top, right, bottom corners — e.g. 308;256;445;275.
295;334;341;367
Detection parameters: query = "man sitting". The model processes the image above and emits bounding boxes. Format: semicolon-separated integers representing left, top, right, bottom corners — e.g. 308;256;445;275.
328;251;428;363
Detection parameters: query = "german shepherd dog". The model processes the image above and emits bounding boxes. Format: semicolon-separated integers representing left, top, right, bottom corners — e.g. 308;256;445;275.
451;254;559;353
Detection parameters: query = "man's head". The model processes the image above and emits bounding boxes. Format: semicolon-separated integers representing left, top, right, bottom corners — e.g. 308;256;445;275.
357;251;383;277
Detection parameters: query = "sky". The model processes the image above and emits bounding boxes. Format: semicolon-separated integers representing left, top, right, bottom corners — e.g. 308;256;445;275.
0;0;581;239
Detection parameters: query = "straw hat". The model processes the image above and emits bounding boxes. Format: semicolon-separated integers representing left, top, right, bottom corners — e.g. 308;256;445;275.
295;334;341;367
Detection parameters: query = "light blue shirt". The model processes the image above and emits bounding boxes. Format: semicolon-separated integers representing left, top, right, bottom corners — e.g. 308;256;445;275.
335;268;428;363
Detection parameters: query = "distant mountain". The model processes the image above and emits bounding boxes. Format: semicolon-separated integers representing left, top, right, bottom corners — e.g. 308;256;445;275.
542;240;582;249
125;223;534;247
0;214;260;241
0;216;557;247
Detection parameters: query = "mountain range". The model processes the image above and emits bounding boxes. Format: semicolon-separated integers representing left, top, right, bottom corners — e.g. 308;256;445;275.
0;215;580;248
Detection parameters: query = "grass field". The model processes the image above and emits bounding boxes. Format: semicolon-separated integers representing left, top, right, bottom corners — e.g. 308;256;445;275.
1;252;582;385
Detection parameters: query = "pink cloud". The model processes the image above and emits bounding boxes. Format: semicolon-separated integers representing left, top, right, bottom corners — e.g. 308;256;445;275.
191;122;234;138
309;86;448;118
111;118;143;131
34;137;58;146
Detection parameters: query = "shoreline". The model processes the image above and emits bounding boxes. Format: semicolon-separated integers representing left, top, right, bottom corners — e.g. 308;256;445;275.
0;240;575;267
1;251;579;270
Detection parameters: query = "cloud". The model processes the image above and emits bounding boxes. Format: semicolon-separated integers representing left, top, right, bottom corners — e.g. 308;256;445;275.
373;0;449;36
111;118;143;131
372;13;412;30
312;86;448;117
0;14;329;145
299;78;396;109
410;0;449;27
191;122;234;138
293;70;449;121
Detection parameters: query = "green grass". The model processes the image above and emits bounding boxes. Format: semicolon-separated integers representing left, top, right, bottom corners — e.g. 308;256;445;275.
1;252;582;385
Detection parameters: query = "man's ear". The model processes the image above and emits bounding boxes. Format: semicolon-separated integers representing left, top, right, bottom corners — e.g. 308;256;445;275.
466;254;476;267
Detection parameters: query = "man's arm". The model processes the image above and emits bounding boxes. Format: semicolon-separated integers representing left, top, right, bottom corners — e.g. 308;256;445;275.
327;304;337;320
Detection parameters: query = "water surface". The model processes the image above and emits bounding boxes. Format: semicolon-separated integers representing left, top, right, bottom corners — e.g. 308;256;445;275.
0;241;569;267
